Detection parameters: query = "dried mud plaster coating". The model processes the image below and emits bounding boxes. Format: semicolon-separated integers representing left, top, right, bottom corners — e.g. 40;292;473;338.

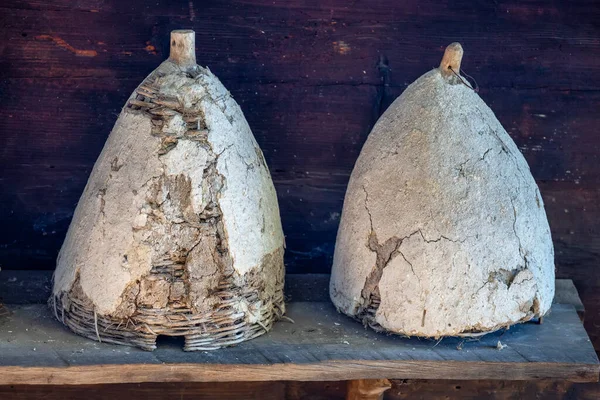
330;64;554;337
52;56;284;350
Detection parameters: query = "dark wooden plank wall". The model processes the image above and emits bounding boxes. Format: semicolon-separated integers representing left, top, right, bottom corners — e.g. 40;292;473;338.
0;0;599;351
1;380;600;400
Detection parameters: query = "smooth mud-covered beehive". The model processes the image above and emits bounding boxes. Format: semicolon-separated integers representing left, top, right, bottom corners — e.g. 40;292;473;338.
330;43;555;338
51;30;285;351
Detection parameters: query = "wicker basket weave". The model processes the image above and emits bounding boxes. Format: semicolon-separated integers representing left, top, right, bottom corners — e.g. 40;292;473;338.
50;275;284;351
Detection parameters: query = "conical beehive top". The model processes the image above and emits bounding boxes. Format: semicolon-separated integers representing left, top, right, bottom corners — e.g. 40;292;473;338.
51;30;285;350
330;43;554;337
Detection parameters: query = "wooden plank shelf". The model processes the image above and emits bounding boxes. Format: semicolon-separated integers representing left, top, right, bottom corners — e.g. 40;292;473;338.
0;277;598;385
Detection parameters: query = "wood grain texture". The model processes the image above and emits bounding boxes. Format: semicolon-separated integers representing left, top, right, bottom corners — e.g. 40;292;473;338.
0;360;597;386
0;0;599;349
0;302;597;385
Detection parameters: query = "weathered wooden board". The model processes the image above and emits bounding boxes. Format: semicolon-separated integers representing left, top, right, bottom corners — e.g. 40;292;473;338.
0;0;600;353
0;302;597;385
554;279;585;321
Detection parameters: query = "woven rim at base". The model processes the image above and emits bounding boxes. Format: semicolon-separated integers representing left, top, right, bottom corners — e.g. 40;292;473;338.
49;284;284;351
